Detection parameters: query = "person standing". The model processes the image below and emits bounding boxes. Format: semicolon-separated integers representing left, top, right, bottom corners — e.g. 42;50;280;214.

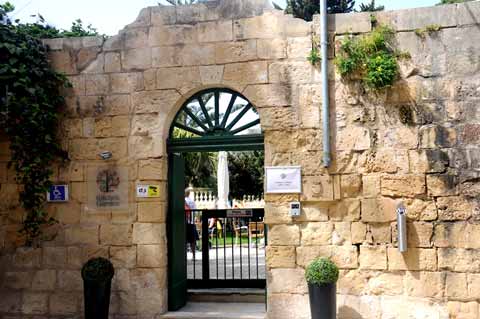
184;188;198;253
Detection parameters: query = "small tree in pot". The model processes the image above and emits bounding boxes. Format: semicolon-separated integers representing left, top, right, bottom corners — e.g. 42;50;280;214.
81;257;115;319
305;258;339;319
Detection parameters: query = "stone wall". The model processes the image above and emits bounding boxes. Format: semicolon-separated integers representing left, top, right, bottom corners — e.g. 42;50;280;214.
1;0;480;318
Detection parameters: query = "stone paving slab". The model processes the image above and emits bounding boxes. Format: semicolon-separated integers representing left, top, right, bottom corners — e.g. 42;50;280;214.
159;302;266;319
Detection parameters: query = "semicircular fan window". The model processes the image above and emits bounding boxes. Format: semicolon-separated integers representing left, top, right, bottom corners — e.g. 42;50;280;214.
170;88;262;139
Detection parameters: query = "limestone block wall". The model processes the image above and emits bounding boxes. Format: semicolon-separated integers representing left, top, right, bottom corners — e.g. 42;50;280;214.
0;0;480;318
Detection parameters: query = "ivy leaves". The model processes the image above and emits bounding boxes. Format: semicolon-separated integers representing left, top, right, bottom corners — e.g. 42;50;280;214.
1;4;69;245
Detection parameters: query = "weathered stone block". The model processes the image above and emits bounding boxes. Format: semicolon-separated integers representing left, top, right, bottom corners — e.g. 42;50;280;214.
3;271;33;289
176;44;216;66
368;223;391;244
446;272;468;300
297;203;329;222
138;202;166;223
43;246;66;268
100;224;133;246
447;301;479;319
132;223;166;245
420;125;457;148
380;174;426;197
437;196;473;221
351;222;367;244
296;245;358;269
258;38;287;59
269;224;300;246
136;288;167;314
361;197;397;223
13;247;41;268
121;48;152;71
215;40;257;64
156;67;201;92
132;89;180;114
48;51;77;75
105;52;121;73
85;74;110;96
362;175;380;198
267;293;310;319
137;244;167;268
376;4;457;31
243;84;291;107
234;13;286;40
268;268;307;294
427;174;458;197
264;202;293;224
49;292;79;315
301;222;333;246
22;293;48;314
359;246;387;270
367;272;403;296
110;246;136;269
58;270;83;291
197;20;233;42
434;222;480;249
407;222;433;248
336;126;371;151
339;174;362;198
269;61;317;84
387;247;437;271
266;246;296;268
149;25;197;46
199;65;224;84
65;225;99;245
438;248;480;272
405;271;444;298
301;175;335;202
326;12;371;34
110;72;143;94
333;222;351;245
405;198;438;221
32;269;56;290
223;61;268;85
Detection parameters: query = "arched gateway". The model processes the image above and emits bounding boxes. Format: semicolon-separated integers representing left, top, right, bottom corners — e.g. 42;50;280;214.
166;88;265;310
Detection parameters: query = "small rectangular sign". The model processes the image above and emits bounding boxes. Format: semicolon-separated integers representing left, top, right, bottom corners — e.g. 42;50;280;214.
47;185;69;202
226;209;253;218
137;185;161;198
265;166;302;194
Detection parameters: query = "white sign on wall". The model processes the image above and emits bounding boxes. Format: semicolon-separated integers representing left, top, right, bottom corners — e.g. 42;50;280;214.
265;166;302;194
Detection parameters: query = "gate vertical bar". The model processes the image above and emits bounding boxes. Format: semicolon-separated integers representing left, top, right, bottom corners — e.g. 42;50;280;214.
202;212;209;283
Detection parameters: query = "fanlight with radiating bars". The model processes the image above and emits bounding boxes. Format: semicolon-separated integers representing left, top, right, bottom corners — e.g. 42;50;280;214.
170;88;262;139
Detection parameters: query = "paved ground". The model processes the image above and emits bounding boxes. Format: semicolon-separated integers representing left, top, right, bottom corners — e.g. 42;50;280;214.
187;245;266;280
160;302;266;319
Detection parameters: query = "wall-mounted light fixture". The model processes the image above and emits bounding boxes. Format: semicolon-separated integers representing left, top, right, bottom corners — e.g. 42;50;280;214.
397;203;407;253
99;151;112;160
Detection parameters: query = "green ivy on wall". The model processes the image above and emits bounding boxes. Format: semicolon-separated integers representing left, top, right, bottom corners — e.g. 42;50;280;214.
334;25;403;90
1;3;69;245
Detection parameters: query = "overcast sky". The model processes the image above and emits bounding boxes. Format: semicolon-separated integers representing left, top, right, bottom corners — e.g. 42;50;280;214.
9;0;440;35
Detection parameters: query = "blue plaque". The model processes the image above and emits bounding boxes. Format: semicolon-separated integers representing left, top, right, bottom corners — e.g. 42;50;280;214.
47;185;69;202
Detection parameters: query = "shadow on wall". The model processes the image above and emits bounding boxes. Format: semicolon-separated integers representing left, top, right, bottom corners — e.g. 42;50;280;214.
338;306;364;319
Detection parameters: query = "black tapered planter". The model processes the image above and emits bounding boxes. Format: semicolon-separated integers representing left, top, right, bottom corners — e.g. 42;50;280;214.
82;258;114;319
308;283;336;319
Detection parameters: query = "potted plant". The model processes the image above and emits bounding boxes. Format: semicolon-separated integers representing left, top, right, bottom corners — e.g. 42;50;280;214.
81;257;115;319
305;257;339;319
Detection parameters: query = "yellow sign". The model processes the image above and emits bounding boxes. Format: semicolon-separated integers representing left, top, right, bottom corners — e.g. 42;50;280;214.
137;184;160;198
147;185;160;197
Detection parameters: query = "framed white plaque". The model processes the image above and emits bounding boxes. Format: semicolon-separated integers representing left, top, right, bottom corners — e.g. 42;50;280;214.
265;166;302;194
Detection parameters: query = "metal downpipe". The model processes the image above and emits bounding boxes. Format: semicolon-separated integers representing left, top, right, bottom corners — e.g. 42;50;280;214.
320;0;331;167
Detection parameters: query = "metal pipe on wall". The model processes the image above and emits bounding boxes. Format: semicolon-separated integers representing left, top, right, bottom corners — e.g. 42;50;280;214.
320;0;331;167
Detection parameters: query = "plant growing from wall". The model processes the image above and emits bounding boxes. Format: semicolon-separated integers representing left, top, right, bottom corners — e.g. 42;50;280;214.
335;24;402;90
414;24;441;39
307;35;321;65
1;2;69;245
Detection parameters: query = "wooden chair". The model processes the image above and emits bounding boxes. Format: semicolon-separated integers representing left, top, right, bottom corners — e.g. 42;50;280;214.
248;222;264;247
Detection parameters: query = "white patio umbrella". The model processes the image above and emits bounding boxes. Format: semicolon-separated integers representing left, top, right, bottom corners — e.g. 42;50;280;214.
217;151;230;209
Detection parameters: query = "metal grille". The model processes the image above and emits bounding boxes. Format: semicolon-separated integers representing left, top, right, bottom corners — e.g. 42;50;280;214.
186;208;266;289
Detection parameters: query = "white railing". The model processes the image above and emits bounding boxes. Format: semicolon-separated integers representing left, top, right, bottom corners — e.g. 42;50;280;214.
190;188;264;209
